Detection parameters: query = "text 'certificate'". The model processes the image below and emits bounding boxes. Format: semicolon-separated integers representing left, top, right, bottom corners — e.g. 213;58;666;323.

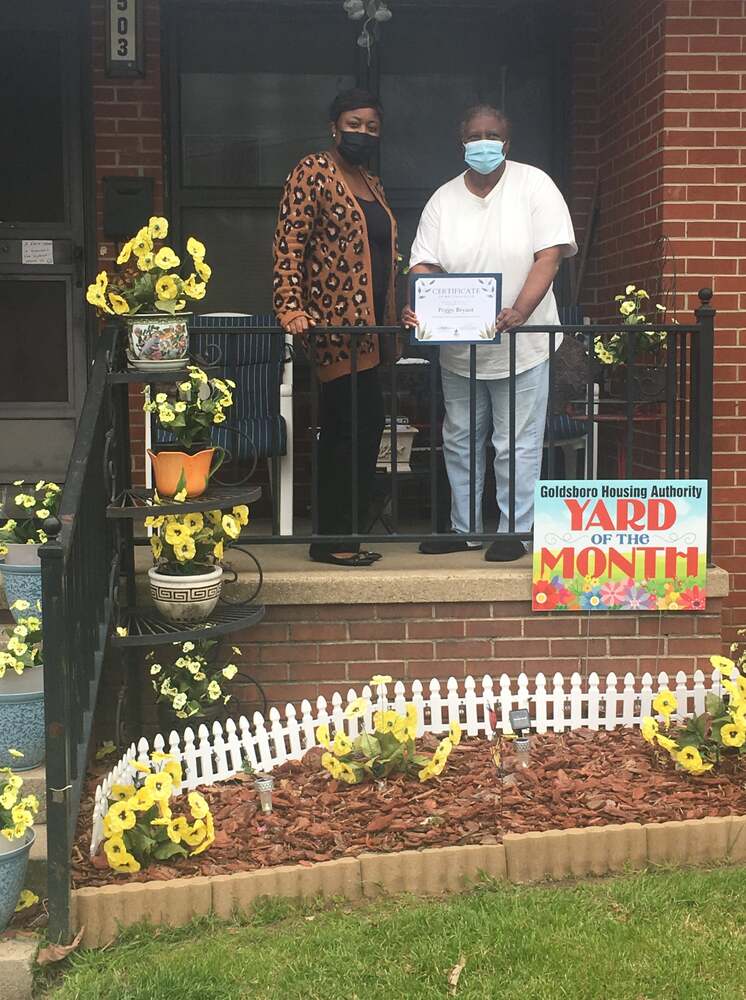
411;273;502;344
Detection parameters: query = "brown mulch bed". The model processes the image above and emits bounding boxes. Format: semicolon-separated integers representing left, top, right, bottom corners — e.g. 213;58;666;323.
71;730;746;889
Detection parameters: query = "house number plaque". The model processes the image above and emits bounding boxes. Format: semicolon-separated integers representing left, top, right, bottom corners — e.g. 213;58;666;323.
105;0;144;77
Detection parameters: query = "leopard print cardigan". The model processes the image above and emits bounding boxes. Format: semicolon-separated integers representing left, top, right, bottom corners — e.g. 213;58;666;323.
272;152;398;383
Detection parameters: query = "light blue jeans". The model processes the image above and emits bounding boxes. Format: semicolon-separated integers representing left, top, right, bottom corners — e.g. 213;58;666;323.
440;359;549;538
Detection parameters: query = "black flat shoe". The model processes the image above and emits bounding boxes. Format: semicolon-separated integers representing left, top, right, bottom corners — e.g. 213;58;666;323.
309;552;377;567
485;538;527;562
419;538;482;555
359;550;383;562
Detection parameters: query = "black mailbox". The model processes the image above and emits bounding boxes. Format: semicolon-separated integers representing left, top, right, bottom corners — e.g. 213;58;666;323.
102;176;154;239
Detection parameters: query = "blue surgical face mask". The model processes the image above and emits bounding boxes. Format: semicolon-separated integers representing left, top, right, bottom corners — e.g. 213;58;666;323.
464;139;505;175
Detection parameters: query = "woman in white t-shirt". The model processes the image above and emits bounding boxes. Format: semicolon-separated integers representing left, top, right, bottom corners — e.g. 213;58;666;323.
403;105;577;561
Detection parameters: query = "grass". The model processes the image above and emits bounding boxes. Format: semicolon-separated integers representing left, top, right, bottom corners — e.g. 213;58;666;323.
41;866;746;1000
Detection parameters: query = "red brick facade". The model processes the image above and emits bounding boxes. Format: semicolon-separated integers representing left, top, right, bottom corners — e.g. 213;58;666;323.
87;0;746;632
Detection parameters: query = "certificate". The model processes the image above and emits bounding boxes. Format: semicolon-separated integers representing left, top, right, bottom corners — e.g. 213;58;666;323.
410;273;502;344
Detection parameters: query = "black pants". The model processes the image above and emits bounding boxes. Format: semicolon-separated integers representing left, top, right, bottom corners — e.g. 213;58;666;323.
310;367;385;558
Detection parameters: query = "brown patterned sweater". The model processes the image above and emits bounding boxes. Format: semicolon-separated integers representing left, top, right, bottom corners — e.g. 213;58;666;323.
272;151;398;383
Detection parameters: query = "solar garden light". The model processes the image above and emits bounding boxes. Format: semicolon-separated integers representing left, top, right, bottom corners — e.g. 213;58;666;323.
254;773;274;815
508;709;532;769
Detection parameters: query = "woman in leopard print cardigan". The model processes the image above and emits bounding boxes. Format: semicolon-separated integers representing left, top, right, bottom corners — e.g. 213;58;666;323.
273;89;398;566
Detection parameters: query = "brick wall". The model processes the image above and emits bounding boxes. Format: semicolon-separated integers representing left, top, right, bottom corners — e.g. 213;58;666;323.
222;599;723;713
91;0;164;484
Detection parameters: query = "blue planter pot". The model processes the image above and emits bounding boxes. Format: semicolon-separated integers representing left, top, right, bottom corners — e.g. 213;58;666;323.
0;561;42;623
0;831;34;931
0;677;44;770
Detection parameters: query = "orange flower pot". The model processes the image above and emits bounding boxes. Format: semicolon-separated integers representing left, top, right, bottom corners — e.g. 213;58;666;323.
147;447;224;498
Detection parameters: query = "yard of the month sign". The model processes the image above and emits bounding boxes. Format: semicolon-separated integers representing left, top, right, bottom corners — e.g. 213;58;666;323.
532;480;709;612
106;0;144;77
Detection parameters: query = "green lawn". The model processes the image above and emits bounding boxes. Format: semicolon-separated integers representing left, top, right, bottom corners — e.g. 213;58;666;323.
42;867;746;1000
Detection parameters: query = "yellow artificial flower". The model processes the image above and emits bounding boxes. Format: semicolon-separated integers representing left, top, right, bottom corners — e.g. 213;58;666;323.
676;746;713;775
95;270;108;291
111;853;141;874
393;717;417;743
14;890;39;912
321;751;342;779
207;680;221;701
370;674;393;687
106;801;137;834
131;786;156;812
344;697;368;719
195;258;211;282
117;240;133;264
188;365;208;383
110;784;136;802
164;522;188;545
222;664;237;680
183;275;207;300
109;293;129;315
148;216;168;239
221;514;240;539
155;275;179;301
722;678;744;709
162;759;183;786
418;764;435;782
625;284;636;294
232;505;249;526
174;537;196;562
86;283;113;314
167;817;189;843
405;703;418;726
720;723;746;748
449;721;462;746
103;833;127;864
174;488;188;502
432;738;453;766
154;246;180;270
150;535;163;560
0;789;17;810
373;710;399;734
316;724;332;749
131;227;153;258
213;539;224;560
641;717;659;743
711;655;736;676
188;792;210;820
144;771;173;802
187;236;206;259
655;733;678;754
137;252;156;272
183;512;204;533
336;762;359;785
332;731;353;757
619;300;636;316
652;691;677;725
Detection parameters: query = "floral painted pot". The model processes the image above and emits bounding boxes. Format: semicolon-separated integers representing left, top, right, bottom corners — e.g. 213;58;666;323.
126;313;190;361
0;555;42;623
0;669;44;770
148;565;223;624
0;830;35;931
147;446;225;499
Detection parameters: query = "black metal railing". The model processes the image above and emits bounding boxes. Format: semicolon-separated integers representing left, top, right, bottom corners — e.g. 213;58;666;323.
41;327;125;942
240;287;715;559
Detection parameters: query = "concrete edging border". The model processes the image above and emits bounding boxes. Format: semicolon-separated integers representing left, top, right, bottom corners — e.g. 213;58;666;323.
72;813;746;948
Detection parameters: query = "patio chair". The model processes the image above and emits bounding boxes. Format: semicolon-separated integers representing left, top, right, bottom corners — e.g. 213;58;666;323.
149;313;293;534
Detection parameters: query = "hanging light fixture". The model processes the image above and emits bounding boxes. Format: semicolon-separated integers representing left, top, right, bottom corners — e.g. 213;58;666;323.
343;0;393;58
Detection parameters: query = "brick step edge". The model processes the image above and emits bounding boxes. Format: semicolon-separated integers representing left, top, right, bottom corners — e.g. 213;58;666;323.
72;814;746;948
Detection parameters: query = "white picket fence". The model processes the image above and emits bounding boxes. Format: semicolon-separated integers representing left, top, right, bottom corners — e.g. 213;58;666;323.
90;668;730;856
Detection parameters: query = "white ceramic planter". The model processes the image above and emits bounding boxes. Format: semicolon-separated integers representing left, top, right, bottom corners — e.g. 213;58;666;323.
148;565;223;624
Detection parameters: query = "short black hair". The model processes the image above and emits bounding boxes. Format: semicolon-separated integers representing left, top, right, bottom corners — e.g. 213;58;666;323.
328;88;384;124
460;104;512;138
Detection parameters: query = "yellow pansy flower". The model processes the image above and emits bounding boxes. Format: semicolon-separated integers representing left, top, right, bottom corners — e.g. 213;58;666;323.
183;512;204;533
188;792;210;820
370;674;393;687
137;252;156;272
131;786;156;812
222;664;237;680
14;890;39;912
187;236;206;259
641;717;659;743
720;723;746;748
131;227;153;258
111;853;141;874
344;697;368;719
232;505;249;526
321;752;342;779
154;247;180;270
117;240;133;264
336;762;358;784
449;721;462;746
332;731;353;757
164;522;188;545
393;717;416;743
652;691;677;724
174;537;196;562
183;275;207;300
676;746;713;774
148;216;168;239
106;801;137;833
213;539;224;560
221;514;240;539
155;275;179;301
150;535;163;560
722;678;744;708
144;771;173;802
373;710;399;734
711;655;735;676
86;283;113;313
195;258;211;282
619;300;636;316
316;724;332;750
109;293;129;315
655;733;678;754
110;784;136;802
418;764;435;782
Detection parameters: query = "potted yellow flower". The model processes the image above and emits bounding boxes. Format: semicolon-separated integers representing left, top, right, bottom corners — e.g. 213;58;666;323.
594;284;670;401
0;479;61;617
85;216;212;363
143;365;234;498
0;763;39;930
149;639;240;733
145;505;248;623
0;611;45;769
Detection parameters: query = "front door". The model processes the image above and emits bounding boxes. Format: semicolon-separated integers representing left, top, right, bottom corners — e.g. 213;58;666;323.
0;1;89;482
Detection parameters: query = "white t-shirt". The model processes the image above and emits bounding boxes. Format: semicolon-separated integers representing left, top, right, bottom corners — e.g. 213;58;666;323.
409;161;577;379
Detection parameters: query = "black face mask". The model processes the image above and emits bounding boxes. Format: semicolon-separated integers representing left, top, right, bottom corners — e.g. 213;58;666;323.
337;130;380;165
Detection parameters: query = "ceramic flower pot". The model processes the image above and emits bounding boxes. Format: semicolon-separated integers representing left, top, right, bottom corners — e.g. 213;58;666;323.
147;446;225;498
148;565;223;624
0;553;42;623
0;668;44;770
0;830;34;931
126;313;190;361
